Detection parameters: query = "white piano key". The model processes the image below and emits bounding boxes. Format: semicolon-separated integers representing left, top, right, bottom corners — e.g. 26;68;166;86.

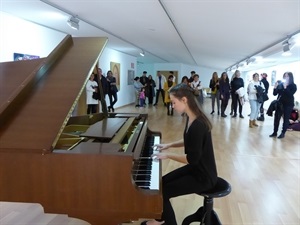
148;136;160;190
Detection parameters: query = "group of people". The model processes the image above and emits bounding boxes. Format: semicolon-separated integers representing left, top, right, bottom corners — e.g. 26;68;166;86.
133;71;159;108
85;67;118;114
208;70;297;138
207;70;245;118
134;71;178;115
140;72;297;225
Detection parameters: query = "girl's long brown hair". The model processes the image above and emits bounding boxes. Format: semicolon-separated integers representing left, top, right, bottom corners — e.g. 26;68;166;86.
169;83;212;131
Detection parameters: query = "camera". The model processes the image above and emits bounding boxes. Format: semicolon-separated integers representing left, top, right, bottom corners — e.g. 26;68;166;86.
276;81;284;90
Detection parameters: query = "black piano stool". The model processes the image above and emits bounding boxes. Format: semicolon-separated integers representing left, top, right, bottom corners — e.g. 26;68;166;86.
182;177;231;225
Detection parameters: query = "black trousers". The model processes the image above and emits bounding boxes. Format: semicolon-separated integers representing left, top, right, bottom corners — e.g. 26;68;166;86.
221;98;229;114
232;93;243;115
108;91;118;108
154;89;165;104
273;104;293;134
161;165;214;225
87;104;97;114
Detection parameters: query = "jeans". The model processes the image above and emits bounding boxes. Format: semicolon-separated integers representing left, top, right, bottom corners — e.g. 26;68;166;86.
249;99;261;120
211;91;220;112
108;91;118;108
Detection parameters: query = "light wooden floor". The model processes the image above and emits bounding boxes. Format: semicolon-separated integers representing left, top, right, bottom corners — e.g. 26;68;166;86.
117;98;300;225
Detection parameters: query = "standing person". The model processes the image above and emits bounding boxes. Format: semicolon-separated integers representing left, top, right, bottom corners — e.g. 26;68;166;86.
257;73;270;121
147;75;156;105
229;72;237;115
247;73;265;128
230;70;244;118
191;74;203;106
181;76;189;85
209;72;220;115
219;72;230;117
97;67;109;112
86;73;99;114
139;87;146;107
133;77;144;107
164;74;176;116
140;71;149;105
106;70;118;112
188;70;196;83
154;71;167;106
141;83;218;225
269;72;297;139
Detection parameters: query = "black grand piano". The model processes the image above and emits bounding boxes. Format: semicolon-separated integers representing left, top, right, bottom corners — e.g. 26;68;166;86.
0;35;162;225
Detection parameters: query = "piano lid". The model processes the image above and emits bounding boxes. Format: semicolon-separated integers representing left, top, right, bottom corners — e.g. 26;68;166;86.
0;35;108;153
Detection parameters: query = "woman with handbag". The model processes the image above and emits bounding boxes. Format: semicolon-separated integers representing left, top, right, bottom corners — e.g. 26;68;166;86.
247;73;265;128
86;73;99;114
191;74;203;106
164;75;176;115
269;72;297;138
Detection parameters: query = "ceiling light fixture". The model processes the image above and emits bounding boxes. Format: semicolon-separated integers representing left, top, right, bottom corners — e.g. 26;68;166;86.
224;30;300;71
67;16;80;30
282;40;292;56
140;51;145;57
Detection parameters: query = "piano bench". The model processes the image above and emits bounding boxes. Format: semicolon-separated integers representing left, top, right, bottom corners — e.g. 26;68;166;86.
182;177;231;225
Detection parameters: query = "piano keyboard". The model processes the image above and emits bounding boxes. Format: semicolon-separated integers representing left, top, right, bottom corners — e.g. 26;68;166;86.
132;135;160;191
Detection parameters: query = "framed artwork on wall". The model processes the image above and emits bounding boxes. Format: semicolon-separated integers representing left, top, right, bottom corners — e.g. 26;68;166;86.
110;62;120;90
127;70;135;85
14;53;39;61
271;70;276;86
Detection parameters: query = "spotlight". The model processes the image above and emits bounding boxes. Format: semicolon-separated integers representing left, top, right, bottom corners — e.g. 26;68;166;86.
282;40;292;56
140;51;145;57
67;16;80;30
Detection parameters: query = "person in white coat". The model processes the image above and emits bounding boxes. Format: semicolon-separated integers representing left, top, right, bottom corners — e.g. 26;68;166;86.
86;73;99;114
247;73;265;127
191;74;203;106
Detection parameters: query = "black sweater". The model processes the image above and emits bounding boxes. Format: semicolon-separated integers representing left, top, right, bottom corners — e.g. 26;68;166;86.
273;83;297;107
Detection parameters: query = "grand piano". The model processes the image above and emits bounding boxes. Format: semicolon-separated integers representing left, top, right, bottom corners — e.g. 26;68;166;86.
0;35;162;225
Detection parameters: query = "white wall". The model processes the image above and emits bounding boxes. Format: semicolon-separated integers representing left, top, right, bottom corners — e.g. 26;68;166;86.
0;12;65;62
99;48;137;108
0;11;138;108
244;61;300;102
1;11;298;108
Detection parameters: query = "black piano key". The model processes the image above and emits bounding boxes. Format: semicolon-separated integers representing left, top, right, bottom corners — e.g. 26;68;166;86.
135;181;151;186
134;175;151;180
132;170;152;175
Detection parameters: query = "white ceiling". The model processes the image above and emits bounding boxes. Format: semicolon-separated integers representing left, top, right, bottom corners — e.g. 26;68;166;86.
1;0;300;71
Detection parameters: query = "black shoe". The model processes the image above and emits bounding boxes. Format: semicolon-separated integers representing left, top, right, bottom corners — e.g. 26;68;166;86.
232;114;237;118
257;116;265;121
230;111;233;115
218;110;220;115
108;106;111;112
112;107;115;112
135;104;140;107
269;132;277;137
221;114;227;118
153;103;157;106
277;133;285;139
240;114;244;118
210;110;215;115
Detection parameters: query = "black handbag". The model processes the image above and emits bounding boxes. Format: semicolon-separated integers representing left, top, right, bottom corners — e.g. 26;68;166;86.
92;91;100;100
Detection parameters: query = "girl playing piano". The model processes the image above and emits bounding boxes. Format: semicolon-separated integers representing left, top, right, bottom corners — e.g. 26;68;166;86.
141;83;218;225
